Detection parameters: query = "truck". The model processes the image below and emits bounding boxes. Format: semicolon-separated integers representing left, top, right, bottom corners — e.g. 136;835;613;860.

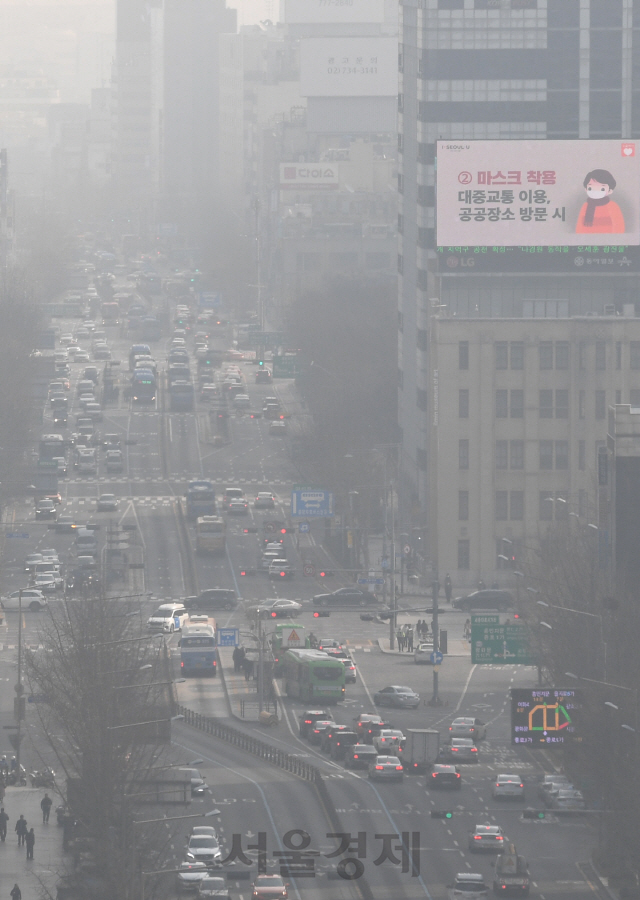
404;729;440;773
493;844;530;896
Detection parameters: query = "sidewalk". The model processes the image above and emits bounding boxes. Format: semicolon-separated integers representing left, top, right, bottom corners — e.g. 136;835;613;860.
377;636;471;657
0;784;62;900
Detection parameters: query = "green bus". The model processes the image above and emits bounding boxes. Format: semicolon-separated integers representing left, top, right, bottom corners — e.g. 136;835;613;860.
283;649;345;703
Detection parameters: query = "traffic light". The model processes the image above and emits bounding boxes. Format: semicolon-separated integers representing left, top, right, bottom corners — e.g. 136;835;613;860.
313;611;331;618
318;570;334;578
430;811;453;819
522;809;545;820
258;359;264;367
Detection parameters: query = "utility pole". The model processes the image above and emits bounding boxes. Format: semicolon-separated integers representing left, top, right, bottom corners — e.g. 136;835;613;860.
257;612;264;714
14;589;25;768
428;577;442;706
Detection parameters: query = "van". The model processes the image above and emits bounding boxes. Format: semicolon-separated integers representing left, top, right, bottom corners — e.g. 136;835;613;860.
75;528;98;553
83;366;99;383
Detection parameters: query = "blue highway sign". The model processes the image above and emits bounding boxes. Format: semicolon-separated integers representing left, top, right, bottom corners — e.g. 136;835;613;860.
430;650;444;665
7;533;29;539
291;489;333;518
218;627;240;648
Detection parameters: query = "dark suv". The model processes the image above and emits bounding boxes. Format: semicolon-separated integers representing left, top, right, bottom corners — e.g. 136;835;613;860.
329;731;359;761
299;710;331;739
185;589;238;612
452;590;513;612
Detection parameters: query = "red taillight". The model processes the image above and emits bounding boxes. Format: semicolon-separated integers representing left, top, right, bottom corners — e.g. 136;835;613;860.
304;720;312;724
271;611;277;617
213;660;216;666
180;661;184;668
474;835;482;840
353;754;359;759
375;765;384;770
496;783;500;787
456;773;461;778
240;571;246;576
432;772;437;778
520;784;524;787
279;572;286;577
497;836;503;841
396;765;403;770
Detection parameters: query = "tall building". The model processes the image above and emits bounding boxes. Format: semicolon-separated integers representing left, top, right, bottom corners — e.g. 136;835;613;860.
398;0;640;582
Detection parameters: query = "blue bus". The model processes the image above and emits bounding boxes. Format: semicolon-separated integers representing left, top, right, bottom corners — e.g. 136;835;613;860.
170;380;194;411
180;621;217;676
186;480;216;520
131;369;156;403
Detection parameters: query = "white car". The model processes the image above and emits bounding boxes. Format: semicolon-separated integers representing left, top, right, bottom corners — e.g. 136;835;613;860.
373;729;405;753
147;603;189;633
1;590;47;611
31;573;62;593
414;641;435;664
448;716;487;742
186;833;223;865
492;774;525;800
97;493;118;512
176;861;209;891
25;553;43;571
254;492;275;509
448;874;489;900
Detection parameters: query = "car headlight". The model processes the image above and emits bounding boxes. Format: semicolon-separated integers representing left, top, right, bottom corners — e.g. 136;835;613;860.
186;852;195;860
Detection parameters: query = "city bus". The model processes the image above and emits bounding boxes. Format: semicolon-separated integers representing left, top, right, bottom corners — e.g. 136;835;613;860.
131;370;156;403
129;344;151;370
39;434;66;461
186;480;216;519
180;621;217;676
283;649;346;703
195;516;226;555
169;380;195;411
270;623;309;675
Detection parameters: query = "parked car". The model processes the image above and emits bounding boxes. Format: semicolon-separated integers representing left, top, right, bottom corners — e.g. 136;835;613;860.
414;641;435;664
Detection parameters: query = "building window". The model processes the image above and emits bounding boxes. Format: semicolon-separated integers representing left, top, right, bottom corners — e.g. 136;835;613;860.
510;342;524;370
579;440;586;470
510;440;524;470
496;440;508;469
556;342;569;369
540;440;553;470
417;388;427;412
616;341;622;369
459;389;469;418
539;342;553;370
595;390;606;419
459;341;469;370
458;490;469;521
540;389;553;418
616;390;622;405
495;491;508;521
579;390;585;419
459;439;469;470
457;539;470;570
496;390;508;418
539;492;553;521
596;341;606;370
631;389;640;407
555;441;569;469
579;341;586;370
510;491;524;521
556;389;569;419
495;342;508;369
510;390;524;418
631;341;640;369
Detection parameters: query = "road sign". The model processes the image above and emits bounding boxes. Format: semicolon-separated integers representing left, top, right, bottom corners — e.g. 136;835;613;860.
291;489;333;518
430;650;444;665
510;687;582;746
303;564;316;577
218;627;240;648
273;355;301;378
27;694;49;704
471;614;533;665
298;522;310;533
241;331;283;347
381;558;390;569
6;533;29;539
358;578;384;585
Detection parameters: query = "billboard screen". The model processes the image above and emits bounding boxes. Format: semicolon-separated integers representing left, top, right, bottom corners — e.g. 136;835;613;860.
300;38;397;98
436;140;640;247
279;163;339;190
283;0;384;24
436;244;640;274
510;688;583;747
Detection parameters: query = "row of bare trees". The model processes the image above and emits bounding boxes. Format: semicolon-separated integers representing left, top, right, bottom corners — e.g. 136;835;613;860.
520;520;639;893
24;598;181;900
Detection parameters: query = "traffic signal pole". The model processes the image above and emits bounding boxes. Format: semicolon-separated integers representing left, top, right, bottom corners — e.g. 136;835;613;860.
428;578;442;706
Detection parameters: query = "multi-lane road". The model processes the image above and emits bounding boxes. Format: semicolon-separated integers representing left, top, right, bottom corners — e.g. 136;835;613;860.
0;288;607;900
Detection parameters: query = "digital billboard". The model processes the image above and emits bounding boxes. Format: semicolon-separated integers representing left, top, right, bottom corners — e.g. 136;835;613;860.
510;688;583;746
436;140;640;248
300;38;397;98
283;0;384;24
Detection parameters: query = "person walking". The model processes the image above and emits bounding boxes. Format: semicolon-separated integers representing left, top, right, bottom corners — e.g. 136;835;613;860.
25;828;35;860
15;815;27;846
395;628;403;651
243;656;254;681
41;794;52;824
0;779;5;803
10;885;21;900
406;627;414;653
464;619;471;642
444;573;452;604
0;807;8;842
232;646;241;673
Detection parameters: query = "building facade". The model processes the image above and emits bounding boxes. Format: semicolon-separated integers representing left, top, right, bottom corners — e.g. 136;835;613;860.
399;0;640;572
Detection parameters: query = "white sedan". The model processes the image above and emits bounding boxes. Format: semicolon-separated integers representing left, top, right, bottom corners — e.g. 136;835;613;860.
491;773;525;800
1;590;47;611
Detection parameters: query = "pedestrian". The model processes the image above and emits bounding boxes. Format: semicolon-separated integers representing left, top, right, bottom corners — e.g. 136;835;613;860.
309;632;318;649
243;656;254;681
9;758;17;774
0;779;5;803
25;828;35;860
464;619;471;641
444;573;452;604
10;885;21;900
0;806;8;842
232;646;241;673
395;628;403;651
406;627;414;653
0;756;8;775
41;793;52;824
423;619;429;637
15;815;27;846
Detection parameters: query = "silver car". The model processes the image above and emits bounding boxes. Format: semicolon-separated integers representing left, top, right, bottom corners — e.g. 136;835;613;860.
368;755;404;782
448;873;489;900
186;834;222;865
176;861;209;891
492;774;525;800
551;789;586;812
414;641;435;664
373;685;421;709
443;738;479;763
448;716;487;742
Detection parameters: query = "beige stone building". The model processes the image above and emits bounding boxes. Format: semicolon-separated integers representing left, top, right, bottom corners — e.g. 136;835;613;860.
429;314;640;590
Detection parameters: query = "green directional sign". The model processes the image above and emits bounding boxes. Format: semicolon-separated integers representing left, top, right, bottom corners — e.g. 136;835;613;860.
273;355;300;378
471;613;533;665
241;331;283;347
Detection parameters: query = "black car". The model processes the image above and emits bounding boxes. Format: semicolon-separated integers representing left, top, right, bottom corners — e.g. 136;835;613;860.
345;744;378;770
299;710;331;739
452;590;513;612
329;731;359;760
428;764;462;789
313;587;379;607
185;589;238;612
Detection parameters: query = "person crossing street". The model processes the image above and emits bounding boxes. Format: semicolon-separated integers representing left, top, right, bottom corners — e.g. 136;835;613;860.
0;806;8;842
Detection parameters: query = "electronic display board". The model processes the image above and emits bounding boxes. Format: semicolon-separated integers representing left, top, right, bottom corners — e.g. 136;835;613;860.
436;244;640;274
436;140;640;247
510;688;583;747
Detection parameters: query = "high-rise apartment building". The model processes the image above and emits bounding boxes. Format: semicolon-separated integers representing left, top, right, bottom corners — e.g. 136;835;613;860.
399;0;640;582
